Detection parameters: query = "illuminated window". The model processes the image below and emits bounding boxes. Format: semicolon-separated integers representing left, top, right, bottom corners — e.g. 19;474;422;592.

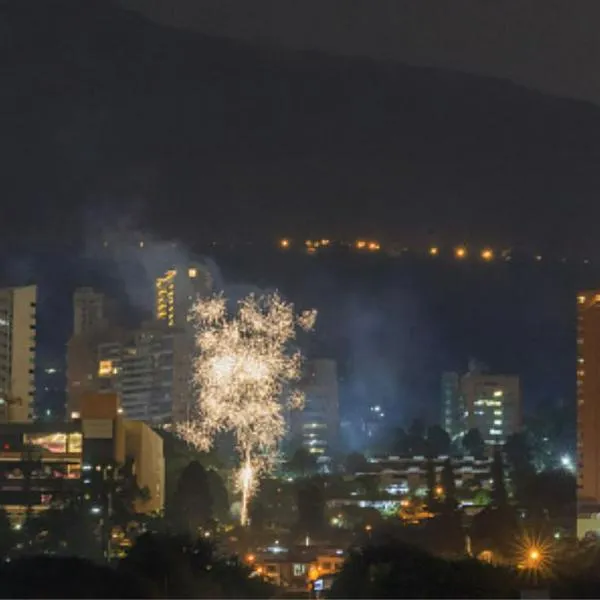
25;433;67;453
493;420;502;426
67;433;82;454
578;295;586;304
98;360;113;377
293;564;306;576
493;390;503;397
188;268;198;278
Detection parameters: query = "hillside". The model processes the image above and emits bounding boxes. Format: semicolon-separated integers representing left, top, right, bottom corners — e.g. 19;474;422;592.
3;0;600;249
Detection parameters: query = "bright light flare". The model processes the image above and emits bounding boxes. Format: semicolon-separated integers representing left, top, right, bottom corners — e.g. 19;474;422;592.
516;532;555;579
481;248;494;261
455;246;467;259
177;293;316;526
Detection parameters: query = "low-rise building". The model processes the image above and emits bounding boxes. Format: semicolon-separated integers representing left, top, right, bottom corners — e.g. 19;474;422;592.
0;392;164;524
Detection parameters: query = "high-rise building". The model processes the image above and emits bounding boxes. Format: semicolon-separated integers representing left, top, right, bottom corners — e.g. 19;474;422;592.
66;288;119;419
441;363;520;447
576;291;600;537
96;321;191;425
155;264;213;328
73;287;106;336
461;372;520;447
441;371;461;439
0;285;37;423
290;359;340;456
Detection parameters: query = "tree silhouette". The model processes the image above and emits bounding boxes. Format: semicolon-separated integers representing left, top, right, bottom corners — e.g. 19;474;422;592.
120;532;273;598
345;452;369;474
425;456;438;511
287;447;317;478
329;542;519;598
170;461;213;536
0;508;15;559
206;469;229;523
440;458;457;511
0;555;153;599
426;425;451;457
462;428;485;459
296;479;325;534
490;450;508;508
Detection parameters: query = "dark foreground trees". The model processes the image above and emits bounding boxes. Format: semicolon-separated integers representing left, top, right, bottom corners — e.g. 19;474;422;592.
0;533;273;599
0;555;154;598
329;542;520;598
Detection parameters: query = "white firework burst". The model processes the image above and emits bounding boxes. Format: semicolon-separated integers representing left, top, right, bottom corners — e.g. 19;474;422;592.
177;292;316;525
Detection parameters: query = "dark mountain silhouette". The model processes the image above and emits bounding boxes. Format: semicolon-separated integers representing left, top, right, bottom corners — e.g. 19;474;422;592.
3;0;600;250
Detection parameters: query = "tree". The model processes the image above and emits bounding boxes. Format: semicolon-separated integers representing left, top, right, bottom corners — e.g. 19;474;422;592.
425;456;438;511
329;542;519;598
426;425;451;458
0;556;153;599
296;479;325;534
170;461;213;535
249;499;266;531
440;458;457;511
0;508;15;559
407;419;427;456
503;432;535;501
206;469;229;523
120;532;273;598
462;428;485;459
490;450;508;508
345;452;369;474
287;447;317;478
22;502;103;561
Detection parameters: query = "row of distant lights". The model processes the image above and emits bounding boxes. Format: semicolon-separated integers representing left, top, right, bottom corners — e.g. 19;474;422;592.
278;239;554;262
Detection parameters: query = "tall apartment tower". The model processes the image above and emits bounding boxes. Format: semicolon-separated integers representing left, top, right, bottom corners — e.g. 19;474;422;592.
95;321;191;425
155;264;213;328
0;285;37;422
576;292;600;523
441;363;520;447
441;371;461;439
290;359;340;457
66;288;118;418
73;287;106;335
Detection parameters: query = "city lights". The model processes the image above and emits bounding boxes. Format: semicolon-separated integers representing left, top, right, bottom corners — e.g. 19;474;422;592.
454;246;467;259
480;248;494;261
280;238;290;249
429;246;439;256
177;293;316;526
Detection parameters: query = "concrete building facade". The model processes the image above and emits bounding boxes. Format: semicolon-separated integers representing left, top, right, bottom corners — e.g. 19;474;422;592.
0;392;164;523
155;264;213;328
0;285;37;423
291;359;339;456
576;291;600;538
96;321;191;425
441;364;520;447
